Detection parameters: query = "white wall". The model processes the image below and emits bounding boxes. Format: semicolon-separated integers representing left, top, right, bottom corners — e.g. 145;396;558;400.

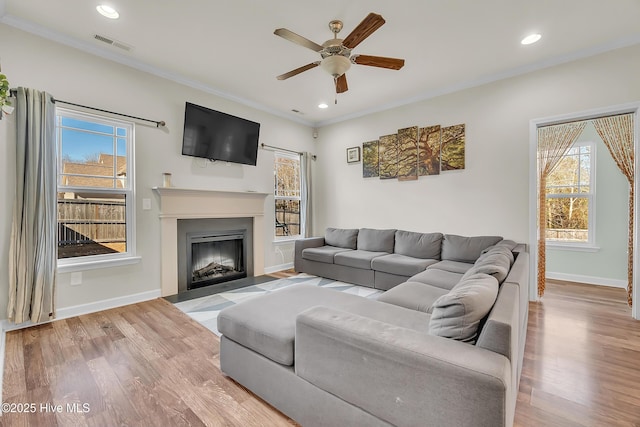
2;22;640;322
0;24;315;320
546;122;629;285
314;45;640;247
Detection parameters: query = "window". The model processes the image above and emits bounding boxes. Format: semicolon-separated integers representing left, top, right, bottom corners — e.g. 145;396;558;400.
56;108;136;267
274;152;303;239
545;142;595;245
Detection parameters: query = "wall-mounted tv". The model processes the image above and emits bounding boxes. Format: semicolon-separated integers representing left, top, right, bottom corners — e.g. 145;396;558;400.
181;102;261;166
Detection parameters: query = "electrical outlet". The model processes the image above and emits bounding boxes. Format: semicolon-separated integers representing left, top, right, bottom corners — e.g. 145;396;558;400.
70;272;82;286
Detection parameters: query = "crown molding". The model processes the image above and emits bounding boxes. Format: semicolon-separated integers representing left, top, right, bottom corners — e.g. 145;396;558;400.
0;13;315;128
3;11;640;129
314;33;640;128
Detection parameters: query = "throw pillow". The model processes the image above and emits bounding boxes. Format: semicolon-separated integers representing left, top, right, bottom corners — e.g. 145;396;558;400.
428;273;499;343
466;246;514;284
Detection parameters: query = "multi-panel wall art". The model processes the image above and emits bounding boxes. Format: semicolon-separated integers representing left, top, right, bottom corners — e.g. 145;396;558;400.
362;140;379;178
362;123;465;179
379;134;399;180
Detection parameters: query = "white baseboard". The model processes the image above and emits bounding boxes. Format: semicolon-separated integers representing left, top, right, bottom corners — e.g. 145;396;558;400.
264;262;294;274
546;272;627;289
1;289;161;333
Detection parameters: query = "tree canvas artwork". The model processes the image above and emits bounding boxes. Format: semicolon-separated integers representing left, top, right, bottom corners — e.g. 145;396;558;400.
360;123;464;179
379;134;399;179
440;124;465;171
362;140;379;178
418;125;441;176
397;126;419;181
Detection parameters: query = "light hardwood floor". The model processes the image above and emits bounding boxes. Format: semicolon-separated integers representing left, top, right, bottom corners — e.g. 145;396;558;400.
1;275;638;426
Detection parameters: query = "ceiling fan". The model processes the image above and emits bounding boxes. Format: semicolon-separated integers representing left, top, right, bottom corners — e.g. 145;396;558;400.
274;13;405;101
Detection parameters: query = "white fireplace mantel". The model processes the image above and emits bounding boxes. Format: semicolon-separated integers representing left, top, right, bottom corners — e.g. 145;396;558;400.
153;187;269;296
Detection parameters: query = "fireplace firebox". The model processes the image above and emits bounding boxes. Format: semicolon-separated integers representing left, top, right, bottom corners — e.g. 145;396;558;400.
186;230;247;290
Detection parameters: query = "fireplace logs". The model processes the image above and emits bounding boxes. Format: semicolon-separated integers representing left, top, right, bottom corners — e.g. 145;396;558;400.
193;261;234;279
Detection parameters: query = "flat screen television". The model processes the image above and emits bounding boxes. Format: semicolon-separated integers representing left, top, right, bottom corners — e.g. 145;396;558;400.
181;102;260;166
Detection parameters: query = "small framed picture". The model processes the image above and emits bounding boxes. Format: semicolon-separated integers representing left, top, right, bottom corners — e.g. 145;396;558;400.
347;146;361;163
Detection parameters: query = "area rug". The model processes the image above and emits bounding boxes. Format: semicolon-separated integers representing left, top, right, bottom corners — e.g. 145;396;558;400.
173;273;383;336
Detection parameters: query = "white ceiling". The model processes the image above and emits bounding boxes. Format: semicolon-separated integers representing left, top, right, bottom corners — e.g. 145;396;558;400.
2;0;640;126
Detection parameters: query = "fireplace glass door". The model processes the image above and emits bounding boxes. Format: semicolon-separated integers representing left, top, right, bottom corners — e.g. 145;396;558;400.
187;231;246;289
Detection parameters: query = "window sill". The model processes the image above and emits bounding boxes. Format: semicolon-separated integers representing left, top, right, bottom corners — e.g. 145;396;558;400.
57;255;142;273
273;237;303;244
546;243;600;253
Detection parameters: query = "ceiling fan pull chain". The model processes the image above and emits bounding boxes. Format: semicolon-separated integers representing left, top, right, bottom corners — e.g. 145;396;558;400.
334;77;338;104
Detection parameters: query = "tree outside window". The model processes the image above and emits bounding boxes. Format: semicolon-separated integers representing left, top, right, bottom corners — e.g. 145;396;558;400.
274;152;302;238
545;143;594;244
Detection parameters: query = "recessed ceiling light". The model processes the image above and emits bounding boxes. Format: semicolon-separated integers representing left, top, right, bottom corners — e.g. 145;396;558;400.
318;103;328;109
96;5;119;19
521;33;541;45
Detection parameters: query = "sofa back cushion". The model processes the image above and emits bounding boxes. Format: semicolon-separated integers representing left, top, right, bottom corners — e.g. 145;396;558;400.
357;228;396;253
441;234;503;263
394;230;443;259
464;246;513;284
428;273;499;343
325;228;358;249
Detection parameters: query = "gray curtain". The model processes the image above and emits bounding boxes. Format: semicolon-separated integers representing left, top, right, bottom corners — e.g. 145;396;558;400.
8;88;57;324
301;152;313;237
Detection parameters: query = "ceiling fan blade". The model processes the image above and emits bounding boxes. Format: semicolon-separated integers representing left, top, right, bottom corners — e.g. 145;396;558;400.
335;74;348;93
342;13;386;49
353;54;405;70
274;28;324;52
276;62;320;80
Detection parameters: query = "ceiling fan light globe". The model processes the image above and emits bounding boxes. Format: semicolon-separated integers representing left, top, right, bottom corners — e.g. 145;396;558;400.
320;55;351;77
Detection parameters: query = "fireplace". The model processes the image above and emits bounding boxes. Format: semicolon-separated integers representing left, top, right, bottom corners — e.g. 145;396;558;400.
154;187;267;297
176;216;254;294
187;230;247;289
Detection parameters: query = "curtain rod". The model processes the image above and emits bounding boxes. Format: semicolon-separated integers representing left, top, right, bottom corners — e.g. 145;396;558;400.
261;143;316;160
10;89;166;128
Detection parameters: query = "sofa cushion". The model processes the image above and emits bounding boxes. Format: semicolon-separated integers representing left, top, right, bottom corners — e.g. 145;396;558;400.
427;260;474;274
371;253;438;276
218;285;432;366
302;246;352;264
394;230;443;259
409;269;464;290
429;273;499;343
334;250;388;270
463;246;514;284
357;228;396;253
480;239;518;256
378;281;448;313
441;234;503;263
325;227;359;249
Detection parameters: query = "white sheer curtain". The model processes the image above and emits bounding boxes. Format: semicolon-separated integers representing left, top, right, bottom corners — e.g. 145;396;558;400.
301;152;313;237
8;88;57;324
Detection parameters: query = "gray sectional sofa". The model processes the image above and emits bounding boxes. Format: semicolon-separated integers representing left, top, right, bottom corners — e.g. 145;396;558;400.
218;227;529;427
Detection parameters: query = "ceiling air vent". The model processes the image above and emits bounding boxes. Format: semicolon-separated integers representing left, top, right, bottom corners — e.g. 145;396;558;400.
93;34;132;51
